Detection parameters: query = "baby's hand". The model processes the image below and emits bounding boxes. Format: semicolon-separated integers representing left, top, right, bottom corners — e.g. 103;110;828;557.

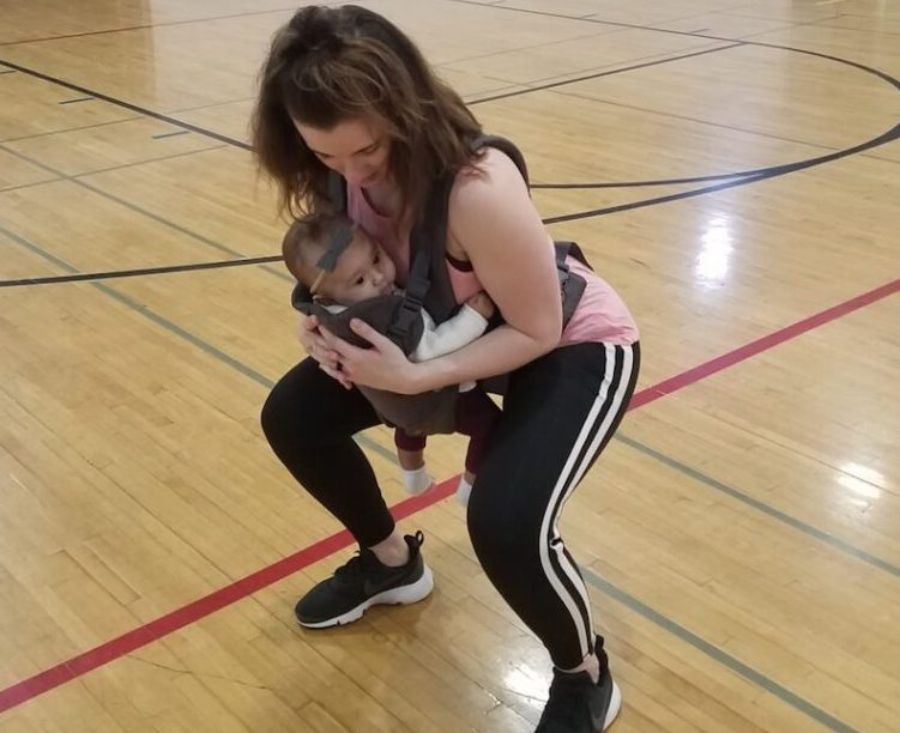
466;292;495;320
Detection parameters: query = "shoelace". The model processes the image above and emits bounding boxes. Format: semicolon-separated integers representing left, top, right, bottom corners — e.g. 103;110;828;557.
333;533;422;584
333;550;377;583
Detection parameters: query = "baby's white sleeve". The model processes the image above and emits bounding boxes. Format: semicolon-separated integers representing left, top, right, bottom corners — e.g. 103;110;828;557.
410;305;488;362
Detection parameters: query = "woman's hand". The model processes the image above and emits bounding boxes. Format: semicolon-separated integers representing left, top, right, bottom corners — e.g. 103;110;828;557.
320;319;425;395
297;314;354;389
465;291;495;320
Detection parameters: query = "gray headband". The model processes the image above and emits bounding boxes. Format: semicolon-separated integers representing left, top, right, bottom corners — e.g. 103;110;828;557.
310;221;355;294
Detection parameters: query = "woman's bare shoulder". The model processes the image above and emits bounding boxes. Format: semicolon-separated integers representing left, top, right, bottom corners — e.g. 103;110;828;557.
449;146;530;227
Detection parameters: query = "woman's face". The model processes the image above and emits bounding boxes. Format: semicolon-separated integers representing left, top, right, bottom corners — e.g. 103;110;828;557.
294;117;391;188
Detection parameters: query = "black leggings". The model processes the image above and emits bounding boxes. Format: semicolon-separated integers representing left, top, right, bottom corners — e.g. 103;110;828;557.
261;342;640;669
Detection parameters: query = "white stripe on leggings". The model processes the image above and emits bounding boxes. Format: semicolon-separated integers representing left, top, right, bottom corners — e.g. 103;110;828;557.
538;344;635;660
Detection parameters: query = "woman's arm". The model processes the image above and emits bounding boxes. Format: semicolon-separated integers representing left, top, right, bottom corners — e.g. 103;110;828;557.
410;148;562;391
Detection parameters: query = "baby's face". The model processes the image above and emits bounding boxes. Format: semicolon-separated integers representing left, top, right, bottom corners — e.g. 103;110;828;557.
323;229;396;304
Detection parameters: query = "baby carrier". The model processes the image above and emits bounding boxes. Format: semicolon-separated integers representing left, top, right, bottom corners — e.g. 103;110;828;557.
291;135;590;435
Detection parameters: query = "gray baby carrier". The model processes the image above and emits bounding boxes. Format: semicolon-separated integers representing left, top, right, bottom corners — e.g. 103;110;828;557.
291;135;589;435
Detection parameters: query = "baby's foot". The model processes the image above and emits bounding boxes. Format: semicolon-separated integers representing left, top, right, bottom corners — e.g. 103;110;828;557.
403;466;435;495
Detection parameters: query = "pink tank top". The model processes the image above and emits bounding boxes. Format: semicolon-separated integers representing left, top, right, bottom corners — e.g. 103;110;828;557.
346;185;638;346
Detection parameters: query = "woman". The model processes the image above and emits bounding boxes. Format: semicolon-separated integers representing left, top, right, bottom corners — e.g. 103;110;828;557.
253;6;640;731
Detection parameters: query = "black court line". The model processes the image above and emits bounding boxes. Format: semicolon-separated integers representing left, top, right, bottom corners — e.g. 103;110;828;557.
536;118;900;201
0;6;301;48
165;96;255;115
1;217;888;733
4;36;896;200
2;117;896;285
805;16;900;37
0;44;743;156
0;58;252;150
532;173;752;189
1;22;897;287
0;140;293;287
467;43;743;104
0;142;260;260
444;0;747;42
4;111;894;288
58;96;94;105
527;42;900;194
0;255;281;288
0;117;144;144
545;120;899;223
0;42;746;199
0;143;226;196
152;130;190;139
0;178;64;195
4;118;893;287
533;88;848;176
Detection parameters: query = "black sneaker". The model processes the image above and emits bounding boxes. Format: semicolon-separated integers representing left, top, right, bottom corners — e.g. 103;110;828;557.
535;649;621;732
294;531;434;628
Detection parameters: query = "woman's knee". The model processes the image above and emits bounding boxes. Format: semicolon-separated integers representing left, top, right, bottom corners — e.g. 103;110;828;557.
260;381;293;445
259;366;321;449
260;360;379;450
467;488;541;565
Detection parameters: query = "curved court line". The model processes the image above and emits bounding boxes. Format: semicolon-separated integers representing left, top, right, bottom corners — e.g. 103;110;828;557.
530;44;900;195
3;120;897;287
0;19;897;727
532;173;753;189
1;220;897;729
6;123;896;288
2;40;898;288
543;118;898;223
3;35;897;203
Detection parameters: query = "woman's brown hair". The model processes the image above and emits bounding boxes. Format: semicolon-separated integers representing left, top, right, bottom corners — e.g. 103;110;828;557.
252;4;482;221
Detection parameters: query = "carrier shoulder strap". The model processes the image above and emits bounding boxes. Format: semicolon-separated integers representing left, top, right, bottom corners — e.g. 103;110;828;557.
388;173;455;342
471;134;530;185
399;134;528;335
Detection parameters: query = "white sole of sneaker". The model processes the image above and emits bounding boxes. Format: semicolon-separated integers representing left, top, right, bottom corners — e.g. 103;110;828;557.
297;565;435;629
602;681;622;730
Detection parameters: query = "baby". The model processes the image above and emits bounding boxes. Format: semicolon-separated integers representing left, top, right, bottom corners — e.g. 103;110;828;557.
282;214;501;505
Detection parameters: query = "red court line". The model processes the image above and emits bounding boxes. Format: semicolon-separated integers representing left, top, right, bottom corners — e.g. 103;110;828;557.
629;278;900;409
1;277;897;714
0;479;459;714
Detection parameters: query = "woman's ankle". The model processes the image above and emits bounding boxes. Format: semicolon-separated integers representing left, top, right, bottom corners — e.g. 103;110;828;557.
370;530;410;567
397;449;425;471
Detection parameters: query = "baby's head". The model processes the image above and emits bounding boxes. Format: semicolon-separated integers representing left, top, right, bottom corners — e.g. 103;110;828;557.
283;214;396;305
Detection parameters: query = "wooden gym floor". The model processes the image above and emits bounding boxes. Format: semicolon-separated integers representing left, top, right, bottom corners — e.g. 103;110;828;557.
1;0;898;731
